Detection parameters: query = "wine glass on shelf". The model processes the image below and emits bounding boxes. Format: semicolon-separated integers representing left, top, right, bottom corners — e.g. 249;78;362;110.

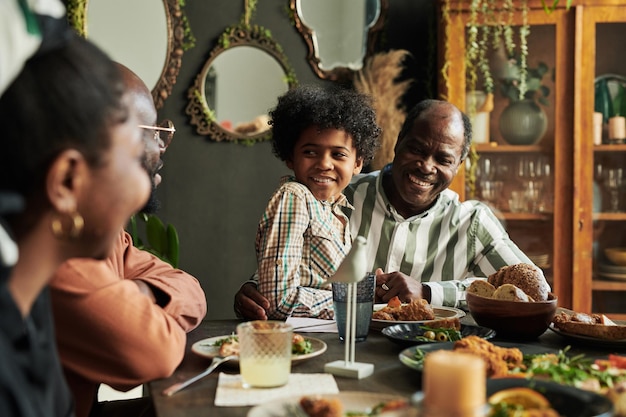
604;168;624;212
479;180;503;210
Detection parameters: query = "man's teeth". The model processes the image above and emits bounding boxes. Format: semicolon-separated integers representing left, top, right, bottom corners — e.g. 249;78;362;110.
408;174;431;187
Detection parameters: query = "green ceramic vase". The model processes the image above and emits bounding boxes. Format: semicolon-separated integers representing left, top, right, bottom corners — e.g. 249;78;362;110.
499;99;547;145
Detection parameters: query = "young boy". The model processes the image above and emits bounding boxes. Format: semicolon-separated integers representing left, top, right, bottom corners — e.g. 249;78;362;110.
256;84;381;319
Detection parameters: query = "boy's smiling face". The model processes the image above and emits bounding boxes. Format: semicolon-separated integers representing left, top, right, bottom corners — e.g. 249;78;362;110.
287;126;363;202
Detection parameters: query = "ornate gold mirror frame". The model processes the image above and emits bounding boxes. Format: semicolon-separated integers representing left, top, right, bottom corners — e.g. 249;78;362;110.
66;0;192;110
186;23;297;143
290;0;388;82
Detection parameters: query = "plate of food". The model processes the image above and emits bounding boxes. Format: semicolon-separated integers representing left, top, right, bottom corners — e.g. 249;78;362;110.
485;378;613;417
247;391;412;417
370;299;465;332
398;335;555;373
191;333;327;364
382;322;495;347
550;309;626;348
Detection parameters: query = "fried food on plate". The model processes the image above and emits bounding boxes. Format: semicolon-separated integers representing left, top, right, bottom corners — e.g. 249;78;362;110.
453;335;523;377
372;298;435;321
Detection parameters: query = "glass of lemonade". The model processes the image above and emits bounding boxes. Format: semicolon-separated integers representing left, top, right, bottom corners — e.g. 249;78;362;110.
236;320;292;388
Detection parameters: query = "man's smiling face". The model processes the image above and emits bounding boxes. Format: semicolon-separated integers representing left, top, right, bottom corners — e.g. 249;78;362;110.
388;103;465;218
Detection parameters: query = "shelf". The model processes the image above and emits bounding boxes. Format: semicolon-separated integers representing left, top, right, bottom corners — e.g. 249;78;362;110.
502;212;553;221
592;279;626;291
475;143;553;153
594;144;626;152
593;213;626;221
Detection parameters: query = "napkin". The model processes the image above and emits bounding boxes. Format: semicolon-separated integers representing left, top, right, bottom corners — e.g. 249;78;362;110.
214;373;339;406
287;317;338;333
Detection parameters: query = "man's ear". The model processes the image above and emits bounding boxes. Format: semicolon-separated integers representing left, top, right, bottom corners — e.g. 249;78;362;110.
45;150;85;214
353;157;364;175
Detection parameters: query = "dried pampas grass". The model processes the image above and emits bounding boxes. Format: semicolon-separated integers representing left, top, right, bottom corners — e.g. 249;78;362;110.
354;49;412;171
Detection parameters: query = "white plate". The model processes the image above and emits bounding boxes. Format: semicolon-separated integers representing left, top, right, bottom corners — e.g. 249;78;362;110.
247;391;409;417
191;335;327;364
370;304;466;331
597;271;626;281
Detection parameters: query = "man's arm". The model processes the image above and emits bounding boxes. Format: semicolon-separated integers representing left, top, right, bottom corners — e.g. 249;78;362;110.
50;231;207;389
119;232;207;331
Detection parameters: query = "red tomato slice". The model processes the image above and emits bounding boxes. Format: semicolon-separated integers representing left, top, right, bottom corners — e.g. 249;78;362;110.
608;354;626;369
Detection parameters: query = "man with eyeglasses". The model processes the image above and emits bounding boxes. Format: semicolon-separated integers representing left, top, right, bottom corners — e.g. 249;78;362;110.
49;64;207;417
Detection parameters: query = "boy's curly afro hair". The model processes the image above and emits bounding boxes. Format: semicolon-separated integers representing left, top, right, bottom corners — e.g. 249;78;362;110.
269;84;381;164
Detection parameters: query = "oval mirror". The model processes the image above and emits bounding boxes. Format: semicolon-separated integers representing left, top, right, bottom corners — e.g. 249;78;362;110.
65;0;188;109
186;25;297;143
290;0;388;82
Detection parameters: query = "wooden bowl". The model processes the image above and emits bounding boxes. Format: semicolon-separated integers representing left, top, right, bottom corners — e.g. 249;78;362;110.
604;247;626;266
466;292;558;340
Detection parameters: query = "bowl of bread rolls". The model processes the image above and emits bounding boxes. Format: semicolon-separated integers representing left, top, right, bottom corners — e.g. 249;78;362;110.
466;263;557;340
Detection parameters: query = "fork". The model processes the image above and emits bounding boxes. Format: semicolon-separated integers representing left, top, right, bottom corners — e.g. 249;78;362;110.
162;355;237;396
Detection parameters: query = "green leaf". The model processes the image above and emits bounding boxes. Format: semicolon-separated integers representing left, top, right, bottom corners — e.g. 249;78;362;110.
146;215;166;255
613;83;626;117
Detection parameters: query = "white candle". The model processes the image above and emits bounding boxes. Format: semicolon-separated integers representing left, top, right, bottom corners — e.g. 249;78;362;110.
609;116;626;140
593;112;603;145
422;351;486;416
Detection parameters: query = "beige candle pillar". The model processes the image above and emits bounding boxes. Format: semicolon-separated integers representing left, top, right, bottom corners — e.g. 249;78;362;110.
609;116;626;141
422;351;486;417
593;112;604;145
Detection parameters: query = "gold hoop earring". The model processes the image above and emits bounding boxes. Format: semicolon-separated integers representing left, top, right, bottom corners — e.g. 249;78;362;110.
51;212;84;239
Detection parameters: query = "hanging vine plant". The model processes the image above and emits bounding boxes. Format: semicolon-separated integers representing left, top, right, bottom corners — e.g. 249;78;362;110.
441;0;569;198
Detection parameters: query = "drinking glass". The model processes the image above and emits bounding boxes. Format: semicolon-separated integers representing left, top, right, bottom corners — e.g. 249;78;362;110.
479;180;503;209
236;321;293;388
332;272;375;342
604;168;624;212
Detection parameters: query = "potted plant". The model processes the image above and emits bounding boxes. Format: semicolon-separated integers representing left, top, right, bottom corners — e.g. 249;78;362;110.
498;54;552;145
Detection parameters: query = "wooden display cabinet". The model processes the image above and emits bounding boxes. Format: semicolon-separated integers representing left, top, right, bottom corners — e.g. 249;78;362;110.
437;1;574;309
438;1;626;318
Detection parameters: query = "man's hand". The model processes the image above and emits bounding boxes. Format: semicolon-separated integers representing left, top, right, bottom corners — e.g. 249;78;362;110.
234;282;270;320
375;270;429;303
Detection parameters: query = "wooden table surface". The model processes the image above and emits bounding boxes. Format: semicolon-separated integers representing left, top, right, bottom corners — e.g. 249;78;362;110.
148;317;623;417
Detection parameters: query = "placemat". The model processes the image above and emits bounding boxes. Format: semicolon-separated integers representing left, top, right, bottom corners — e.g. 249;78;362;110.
214;373;339;406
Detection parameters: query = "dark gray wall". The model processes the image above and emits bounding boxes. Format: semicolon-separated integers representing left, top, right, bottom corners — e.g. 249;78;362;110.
156;0;436;319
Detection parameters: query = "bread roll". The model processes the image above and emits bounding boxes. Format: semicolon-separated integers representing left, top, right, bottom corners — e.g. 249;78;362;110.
491;263;550;302
467;280;496;298
493;283;532;302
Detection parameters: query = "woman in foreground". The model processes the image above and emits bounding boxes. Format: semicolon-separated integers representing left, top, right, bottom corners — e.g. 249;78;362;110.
0;33;150;416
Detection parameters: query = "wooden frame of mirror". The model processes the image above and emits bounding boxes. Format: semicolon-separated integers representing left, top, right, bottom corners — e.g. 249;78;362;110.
289;0;389;82
186;25;297;143
65;0;186;110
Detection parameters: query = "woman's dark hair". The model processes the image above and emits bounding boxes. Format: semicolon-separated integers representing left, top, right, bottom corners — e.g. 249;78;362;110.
0;34;127;198
269;84;381;164
398;99;472;160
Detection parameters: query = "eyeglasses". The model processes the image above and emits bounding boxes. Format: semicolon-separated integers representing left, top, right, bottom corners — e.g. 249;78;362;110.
138;119;175;149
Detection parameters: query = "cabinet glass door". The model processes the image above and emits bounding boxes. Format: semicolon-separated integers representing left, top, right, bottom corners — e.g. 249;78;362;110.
581;7;626;319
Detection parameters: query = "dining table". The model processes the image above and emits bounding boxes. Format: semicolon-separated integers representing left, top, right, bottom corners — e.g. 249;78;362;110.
148;315;624;417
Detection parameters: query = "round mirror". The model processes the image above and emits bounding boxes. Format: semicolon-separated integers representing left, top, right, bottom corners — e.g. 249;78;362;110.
290;0;388;82
65;0;187;109
187;25;297;143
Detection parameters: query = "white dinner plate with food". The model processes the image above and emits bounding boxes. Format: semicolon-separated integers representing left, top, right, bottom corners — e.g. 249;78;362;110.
399;341;555;372
191;335;327;364
370;304;466;332
247;391;411;417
